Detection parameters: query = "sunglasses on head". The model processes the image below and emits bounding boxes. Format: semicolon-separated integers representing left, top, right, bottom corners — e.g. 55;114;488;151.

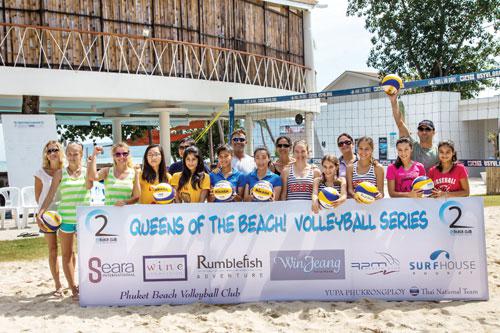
114;152;129;158
337;140;352;147
179;145;191;149
276;143;290;148
418;127;433;132
232;137;246;143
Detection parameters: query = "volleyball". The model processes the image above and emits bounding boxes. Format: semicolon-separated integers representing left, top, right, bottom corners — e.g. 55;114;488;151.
251;180;274;201
152;183;175;204
318;187;340;209
354;181;379;204
40;211;62;232
412;176;434;197
381;74;404;95
213;180;234;201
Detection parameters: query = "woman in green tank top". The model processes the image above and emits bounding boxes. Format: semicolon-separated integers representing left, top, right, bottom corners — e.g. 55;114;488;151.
38;142;92;300
87;142;140;206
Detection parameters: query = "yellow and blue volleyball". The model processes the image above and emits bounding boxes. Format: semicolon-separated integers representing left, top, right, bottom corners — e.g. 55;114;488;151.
412;176;434;197
152;183;175;204
213;180;234;201
41;211;62;232
354;181;379;204
251;180;274;201
318;187;340;209
381;74;404;95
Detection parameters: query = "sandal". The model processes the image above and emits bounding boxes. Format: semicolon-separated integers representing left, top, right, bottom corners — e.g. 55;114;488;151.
53;288;64;298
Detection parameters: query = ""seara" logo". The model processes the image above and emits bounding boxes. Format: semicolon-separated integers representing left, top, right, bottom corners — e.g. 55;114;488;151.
88;257;135;283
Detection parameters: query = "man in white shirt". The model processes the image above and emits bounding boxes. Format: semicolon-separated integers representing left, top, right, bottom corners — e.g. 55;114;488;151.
230;129;256;174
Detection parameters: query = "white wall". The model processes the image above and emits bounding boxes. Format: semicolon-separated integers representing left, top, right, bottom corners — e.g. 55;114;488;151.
316;91;498;165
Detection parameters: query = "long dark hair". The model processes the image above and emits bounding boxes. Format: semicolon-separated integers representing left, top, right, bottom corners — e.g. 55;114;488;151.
142;144;168;184
178;146;205;191
394;137;413;169
436;140;458;172
321;154;341;187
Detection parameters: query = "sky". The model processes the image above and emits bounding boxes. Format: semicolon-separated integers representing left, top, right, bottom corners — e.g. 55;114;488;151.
311;1;375;90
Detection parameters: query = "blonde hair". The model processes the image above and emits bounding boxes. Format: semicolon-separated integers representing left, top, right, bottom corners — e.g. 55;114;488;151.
111;142;134;168
42;140;64;169
292;140;310;154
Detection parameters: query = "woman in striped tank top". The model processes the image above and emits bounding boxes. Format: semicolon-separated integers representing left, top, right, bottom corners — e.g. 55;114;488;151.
312;155;347;213
38;142;92;300
88;142;140;206
346;136;384;201
281;140;321;201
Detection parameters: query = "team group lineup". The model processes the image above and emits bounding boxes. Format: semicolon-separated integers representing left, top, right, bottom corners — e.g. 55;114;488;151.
33;91;470;300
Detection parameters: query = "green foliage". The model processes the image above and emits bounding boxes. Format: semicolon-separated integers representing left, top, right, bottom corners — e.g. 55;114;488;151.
57;124;155;143
347;0;500;98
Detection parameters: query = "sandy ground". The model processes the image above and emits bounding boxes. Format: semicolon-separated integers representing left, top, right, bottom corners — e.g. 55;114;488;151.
0;205;498;332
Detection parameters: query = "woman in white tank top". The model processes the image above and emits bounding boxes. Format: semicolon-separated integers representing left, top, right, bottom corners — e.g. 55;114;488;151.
34;140;64;297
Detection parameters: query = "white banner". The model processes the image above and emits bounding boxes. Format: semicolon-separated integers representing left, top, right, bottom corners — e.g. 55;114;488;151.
1;115;57;188
77;198;488;306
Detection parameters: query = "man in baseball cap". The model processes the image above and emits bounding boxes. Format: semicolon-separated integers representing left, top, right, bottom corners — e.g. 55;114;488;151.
389;94;439;172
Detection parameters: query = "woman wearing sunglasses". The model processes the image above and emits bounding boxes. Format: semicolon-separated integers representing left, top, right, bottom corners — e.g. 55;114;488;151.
38;142;92;300
337;133;358;179
270;135;295;176
139;144;171;204
87;142;140;206
34;140;64;297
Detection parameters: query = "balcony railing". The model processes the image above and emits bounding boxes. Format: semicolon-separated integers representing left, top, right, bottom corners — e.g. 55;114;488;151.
0;23;309;92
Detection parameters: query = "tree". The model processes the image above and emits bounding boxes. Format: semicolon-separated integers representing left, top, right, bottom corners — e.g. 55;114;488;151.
347;0;499;97
57;124;154;143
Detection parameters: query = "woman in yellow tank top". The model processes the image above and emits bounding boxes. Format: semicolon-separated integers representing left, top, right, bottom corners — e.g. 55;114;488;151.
139;144;172;204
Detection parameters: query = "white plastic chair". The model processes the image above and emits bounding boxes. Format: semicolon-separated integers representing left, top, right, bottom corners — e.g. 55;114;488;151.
21;186;38;228
90;182;105;206
0;187;22;229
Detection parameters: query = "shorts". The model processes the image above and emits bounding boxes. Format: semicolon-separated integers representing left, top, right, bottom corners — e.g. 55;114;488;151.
39;228;56;234
59;223;77;234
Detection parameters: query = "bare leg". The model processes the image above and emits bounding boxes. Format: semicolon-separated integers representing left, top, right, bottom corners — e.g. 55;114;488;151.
59;231;78;299
44;233;62;294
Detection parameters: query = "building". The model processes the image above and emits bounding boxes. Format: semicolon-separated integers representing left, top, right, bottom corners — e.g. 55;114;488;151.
0;0;320;164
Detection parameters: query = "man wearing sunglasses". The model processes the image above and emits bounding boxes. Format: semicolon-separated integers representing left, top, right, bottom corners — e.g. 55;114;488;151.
230;129;256;174
168;138;210;174
390;93;438;172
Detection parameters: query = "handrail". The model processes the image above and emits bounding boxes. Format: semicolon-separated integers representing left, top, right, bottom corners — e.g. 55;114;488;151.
0;23;310;92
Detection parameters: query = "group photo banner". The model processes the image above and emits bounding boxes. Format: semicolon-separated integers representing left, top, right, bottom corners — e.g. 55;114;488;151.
77;198;488;306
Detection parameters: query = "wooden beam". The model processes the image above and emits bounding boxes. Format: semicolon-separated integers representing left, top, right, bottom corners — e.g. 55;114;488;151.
22;96;40;114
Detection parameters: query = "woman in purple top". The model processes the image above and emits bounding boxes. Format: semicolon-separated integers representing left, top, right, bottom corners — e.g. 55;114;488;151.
337;133;358;178
387;137;426;197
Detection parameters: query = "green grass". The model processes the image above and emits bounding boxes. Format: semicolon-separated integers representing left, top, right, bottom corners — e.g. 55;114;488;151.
481;195;500;207
0;237;50;262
